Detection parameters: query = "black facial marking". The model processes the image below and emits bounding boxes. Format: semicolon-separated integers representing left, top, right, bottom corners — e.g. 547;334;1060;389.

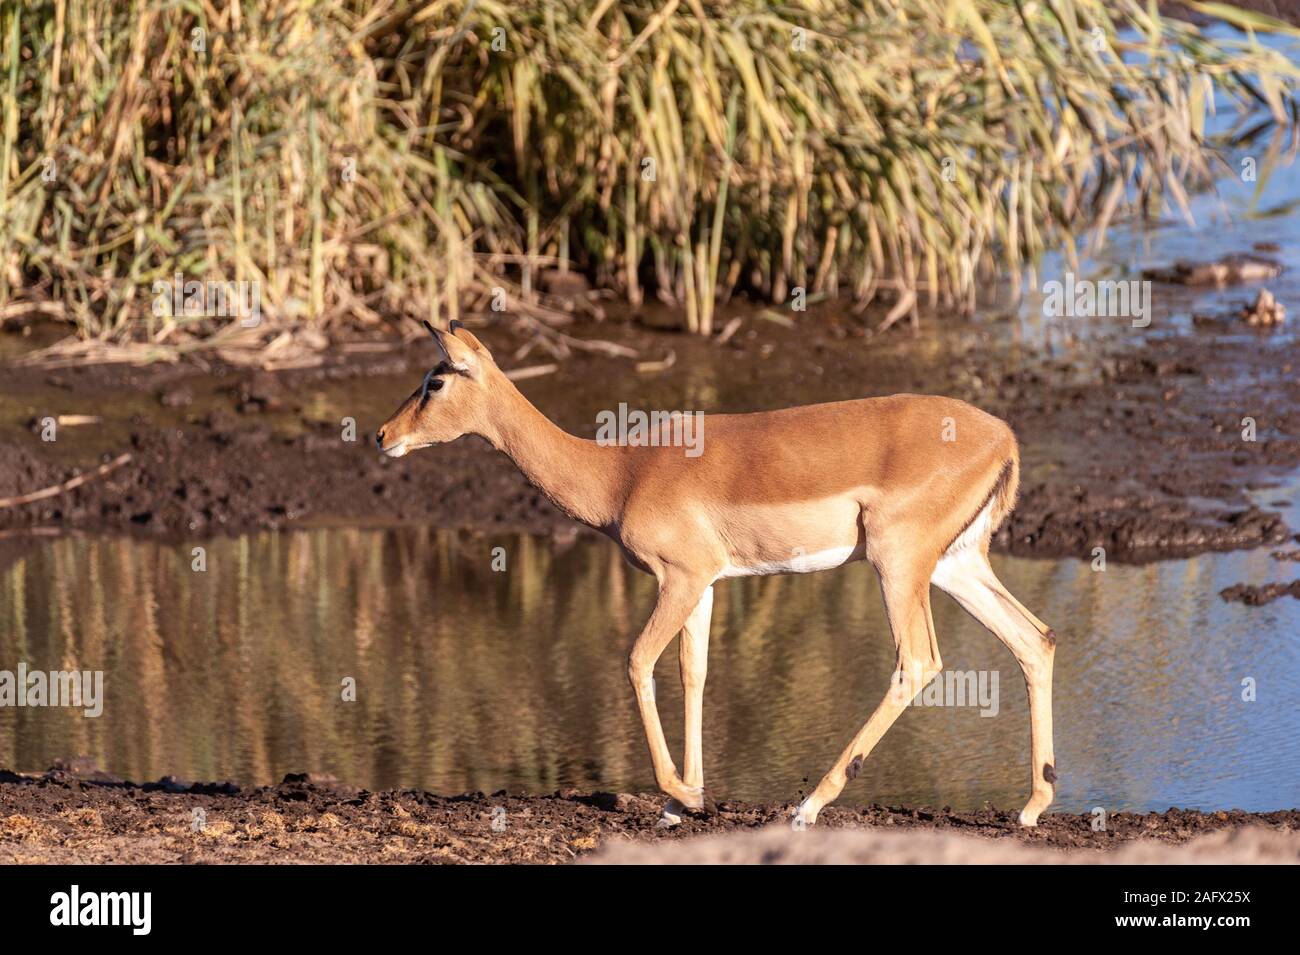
419;367;446;404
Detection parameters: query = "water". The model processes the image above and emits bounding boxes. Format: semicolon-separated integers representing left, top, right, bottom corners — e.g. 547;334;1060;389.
1;524;1296;812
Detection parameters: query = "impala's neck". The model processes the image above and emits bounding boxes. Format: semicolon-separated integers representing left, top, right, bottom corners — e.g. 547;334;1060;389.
478;376;627;529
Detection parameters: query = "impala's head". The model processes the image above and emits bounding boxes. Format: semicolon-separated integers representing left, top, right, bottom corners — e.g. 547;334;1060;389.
375;321;498;457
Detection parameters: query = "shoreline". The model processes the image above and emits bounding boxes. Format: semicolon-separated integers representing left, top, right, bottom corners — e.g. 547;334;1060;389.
2;767;1295;864
1;307;1298;565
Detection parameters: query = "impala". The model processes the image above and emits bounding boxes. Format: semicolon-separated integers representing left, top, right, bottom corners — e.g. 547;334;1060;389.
377;322;1058;828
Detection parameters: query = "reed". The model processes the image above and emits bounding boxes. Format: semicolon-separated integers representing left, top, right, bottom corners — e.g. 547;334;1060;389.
1;0;1297;353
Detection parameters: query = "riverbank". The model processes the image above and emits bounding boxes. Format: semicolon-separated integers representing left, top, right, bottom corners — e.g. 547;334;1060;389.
2;297;1298;564
1;767;1295;864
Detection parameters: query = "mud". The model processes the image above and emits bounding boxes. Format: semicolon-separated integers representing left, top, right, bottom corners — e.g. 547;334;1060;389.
1220;579;1300;604
1142;252;1283;286
2;307;1299;565
1;767;1295;864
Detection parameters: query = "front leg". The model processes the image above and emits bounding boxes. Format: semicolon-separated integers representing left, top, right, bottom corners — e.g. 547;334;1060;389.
628;572;712;810
679;586;714;792
661;586;715;825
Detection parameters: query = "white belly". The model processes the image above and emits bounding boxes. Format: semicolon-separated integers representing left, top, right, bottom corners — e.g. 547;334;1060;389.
716;544;862;580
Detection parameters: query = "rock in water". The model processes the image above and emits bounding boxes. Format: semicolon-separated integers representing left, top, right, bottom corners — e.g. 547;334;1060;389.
1241;288;1286;327
1143;253;1282;286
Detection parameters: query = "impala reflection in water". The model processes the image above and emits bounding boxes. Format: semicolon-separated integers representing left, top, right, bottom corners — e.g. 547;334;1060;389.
0;527;1296;813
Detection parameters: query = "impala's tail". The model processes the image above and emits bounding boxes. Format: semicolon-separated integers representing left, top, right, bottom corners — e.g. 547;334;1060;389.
989;440;1020;534
943;437;1019;557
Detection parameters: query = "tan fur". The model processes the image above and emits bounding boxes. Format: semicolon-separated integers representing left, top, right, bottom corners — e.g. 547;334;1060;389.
378;326;1057;826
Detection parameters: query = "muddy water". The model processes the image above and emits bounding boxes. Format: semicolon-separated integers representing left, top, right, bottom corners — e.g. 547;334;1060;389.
1;520;1296;813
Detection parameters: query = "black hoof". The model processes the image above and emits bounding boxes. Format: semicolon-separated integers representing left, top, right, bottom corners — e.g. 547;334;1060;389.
686;790;719;816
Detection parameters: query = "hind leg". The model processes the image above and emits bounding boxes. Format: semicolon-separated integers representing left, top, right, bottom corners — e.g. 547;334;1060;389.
793;556;941;827
983;574;1054;641
932;549;1056;825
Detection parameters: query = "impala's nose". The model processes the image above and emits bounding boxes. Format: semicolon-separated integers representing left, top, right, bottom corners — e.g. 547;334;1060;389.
375;427;386;449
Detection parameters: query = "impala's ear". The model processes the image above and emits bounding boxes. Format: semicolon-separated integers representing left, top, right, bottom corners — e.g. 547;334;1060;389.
448;320;492;360
420;320;480;374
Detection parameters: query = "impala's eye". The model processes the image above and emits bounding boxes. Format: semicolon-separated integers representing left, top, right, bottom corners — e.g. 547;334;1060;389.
419;369;446;403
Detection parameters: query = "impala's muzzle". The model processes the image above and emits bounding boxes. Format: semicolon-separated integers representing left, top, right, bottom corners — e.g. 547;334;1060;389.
375;425;409;457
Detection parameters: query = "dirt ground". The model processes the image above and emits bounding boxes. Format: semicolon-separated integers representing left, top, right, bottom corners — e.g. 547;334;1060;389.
1;768;1295;864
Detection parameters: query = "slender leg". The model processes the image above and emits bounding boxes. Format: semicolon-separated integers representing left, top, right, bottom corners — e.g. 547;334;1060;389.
662;586;715;825
679;586;714;790
932;550;1056;825
628;573;712;809
983;573;1054;639
793;561;941;827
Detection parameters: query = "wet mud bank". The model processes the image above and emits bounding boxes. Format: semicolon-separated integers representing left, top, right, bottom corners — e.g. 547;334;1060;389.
1;768;1295;864
2;312;1298;565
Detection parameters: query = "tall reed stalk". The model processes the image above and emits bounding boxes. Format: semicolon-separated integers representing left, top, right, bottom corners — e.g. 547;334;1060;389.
0;0;1297;348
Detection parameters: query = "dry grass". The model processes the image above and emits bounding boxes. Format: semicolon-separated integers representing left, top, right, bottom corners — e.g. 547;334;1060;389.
1;0;1298;361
